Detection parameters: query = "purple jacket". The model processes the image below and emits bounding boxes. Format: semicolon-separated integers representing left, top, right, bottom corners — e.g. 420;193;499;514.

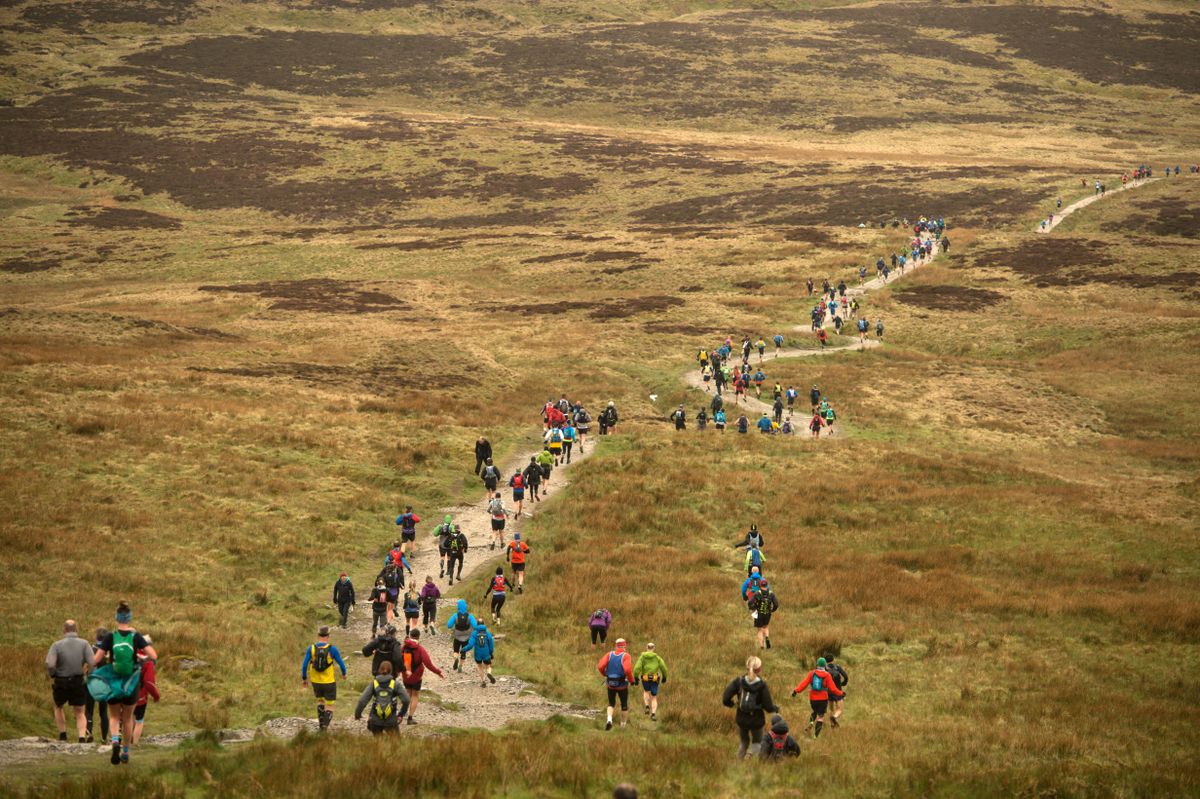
588;609;612;630
419;583;441;605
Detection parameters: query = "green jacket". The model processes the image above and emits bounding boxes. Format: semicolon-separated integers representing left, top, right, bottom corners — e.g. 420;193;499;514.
536;450;554;468
745;548;766;571
633;651;668;682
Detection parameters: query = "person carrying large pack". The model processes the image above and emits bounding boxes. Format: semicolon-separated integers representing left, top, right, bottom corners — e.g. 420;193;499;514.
446;599;478;672
722;656;779;759
461;621;497;688
90;602;156;766
354;661;409;735
597;638;634;730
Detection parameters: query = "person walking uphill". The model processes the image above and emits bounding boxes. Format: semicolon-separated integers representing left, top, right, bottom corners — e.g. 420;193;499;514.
589;608;612;646
419;576;441;635
362;624;402;677
46;620;93;742
445;524;469;585
447;599;479;672
354;661;409;735
333;572;355;628
791;657;844;738
91;602;157;765
461;621;498;688
722;656;779;759
745;544;766;577
598;638;635;730
749;580;779;650
632;643;668;721
506;532;530;592
300;625;347;732
599;401;619;435
399;629;443;725
474;436;492;476
483;568;512;623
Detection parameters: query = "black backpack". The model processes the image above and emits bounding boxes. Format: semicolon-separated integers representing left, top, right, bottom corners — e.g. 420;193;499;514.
757;592;774;615
830;663;849;688
454;612;472;632
738;678;762;712
311;644;332;672
376;636;396;659
383;565;401;589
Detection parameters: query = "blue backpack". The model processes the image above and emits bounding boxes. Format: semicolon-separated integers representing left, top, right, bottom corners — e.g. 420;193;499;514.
812;671;826;692
750;549;763;566
605;652;627;687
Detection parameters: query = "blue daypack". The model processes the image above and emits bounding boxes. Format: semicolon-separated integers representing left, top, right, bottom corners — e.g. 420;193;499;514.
605;652;627;687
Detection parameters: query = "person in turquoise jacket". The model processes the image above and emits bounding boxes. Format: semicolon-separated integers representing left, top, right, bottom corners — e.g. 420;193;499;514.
446;599;479;672
461;622;496;688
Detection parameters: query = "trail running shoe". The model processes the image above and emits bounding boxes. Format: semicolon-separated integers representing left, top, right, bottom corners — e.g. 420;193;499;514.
110;740;121;765
487;673;496;684
120;748;129;764
605;721;613;731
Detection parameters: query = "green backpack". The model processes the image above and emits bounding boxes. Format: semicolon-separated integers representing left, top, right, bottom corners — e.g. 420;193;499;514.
111;630;136;677
372;678;398;720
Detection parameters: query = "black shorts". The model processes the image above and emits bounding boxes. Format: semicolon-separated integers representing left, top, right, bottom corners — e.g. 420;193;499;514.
511;562;525;572
606;687;629;710
476;659;493;667
312;682;337;701
401;530;415;542
810;699;828;716
453;637;470;654
491;518;505;531
52;676;87;707
484;480;498;491
407;680;422;692
134;704;147;722
753;614;771;629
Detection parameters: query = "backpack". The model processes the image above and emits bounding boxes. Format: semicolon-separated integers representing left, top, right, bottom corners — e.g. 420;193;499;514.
737;418;748;432
403;596;419;614
767;730;787;754
756;592;773;615
591;610;607;623
550;429;563;444
483;465;499;481
371;678;398;720
454;612;472;632
449;535;462;554
492;576;506;593
750;549;763;567
311;643;332;672
576;410;591;424
605;652;627;687
402;646;418;674
383;564;401;589
830;663;848;687
111;630;136;677
511;474;524;490
376;636;396;659
475;630;490;652
811;670;826;692
738;678;762;712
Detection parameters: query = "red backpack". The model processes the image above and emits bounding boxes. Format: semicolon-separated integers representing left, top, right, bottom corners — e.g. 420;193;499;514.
512;474;525;489
492;575;506;593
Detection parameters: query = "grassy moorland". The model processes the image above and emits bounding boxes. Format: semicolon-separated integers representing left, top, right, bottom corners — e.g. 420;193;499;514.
1;0;1198;795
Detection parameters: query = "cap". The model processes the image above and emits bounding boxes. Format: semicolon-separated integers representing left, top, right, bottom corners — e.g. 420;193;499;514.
318;625;331;637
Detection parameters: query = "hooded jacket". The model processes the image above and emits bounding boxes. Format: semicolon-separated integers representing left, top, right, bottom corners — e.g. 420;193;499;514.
419;582;441;606
461;624;495;663
447;599;478;641
362;633;401;675
722;674;778;729
332;576;355;605
760;714;801;759
398;638;441;687
632;651;668;683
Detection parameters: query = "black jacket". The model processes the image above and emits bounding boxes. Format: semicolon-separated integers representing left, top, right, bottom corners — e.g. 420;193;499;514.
362;634;402;675
749;591;779;617
734;530;765;550
760;715;801;759
722;676;778;730
475;439;492;461
333;578;355;605
523;464;541;486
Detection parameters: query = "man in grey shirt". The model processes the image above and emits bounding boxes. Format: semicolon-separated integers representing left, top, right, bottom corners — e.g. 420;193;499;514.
45;620;94;742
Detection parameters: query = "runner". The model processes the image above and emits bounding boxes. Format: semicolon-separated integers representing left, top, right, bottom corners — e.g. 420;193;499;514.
822;403;836;434
509;469;526;517
506;532;530;593
461;621;498;688
562;419;577;463
447;599;479;672
332;572;355;629
419;576;441;635
714;408;727;433
736;413;749;434
773;333;784;357
734;523;765;551
545;425;565;465
45;620;93;742
857;317;868;344
597;638;634;730
791;657;844;738
480;459;501;501
130;640;158;745
825;655;849;728
589;608;612;646
483;567;512;623
749;579;778;650
474;436;492;476
741;337;752;364
369;579;388;637
875;319;884;339
353;661;408;735
395;506;422;557
378;562;402;623
810;385;820;409
92;602;158;764
817;328;827;349
670;404;687;430
632;642;668;722
752;367;766;398
362;623;401;676
759;714;801;759
740;567;764;600
522;457;542;504
484;492;509;551
696;408;708;430
755;337;767;362
445;523;469;585
721;656;779;759
733;371;746;405
537;447;555;489
599;401;619;435
433;515;456;579
745;544;766;576
299;625;346;732
772;397;784;425
399;629;443;725
574;405;592;452
402;587;421;635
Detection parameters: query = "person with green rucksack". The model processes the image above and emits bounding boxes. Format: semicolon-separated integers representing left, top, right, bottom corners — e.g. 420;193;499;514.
91;601;156;766
353;661;409;735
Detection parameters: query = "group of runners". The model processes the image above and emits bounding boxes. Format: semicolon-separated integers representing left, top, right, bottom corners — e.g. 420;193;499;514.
672;378;838;438
44;603;160;764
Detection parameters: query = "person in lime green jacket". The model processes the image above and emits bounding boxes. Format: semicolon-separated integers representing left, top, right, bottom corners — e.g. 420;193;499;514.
632;643;668;721
536;448;555;489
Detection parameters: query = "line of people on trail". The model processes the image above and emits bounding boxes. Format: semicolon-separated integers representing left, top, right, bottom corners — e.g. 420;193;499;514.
43;601;160;765
669;383;839;439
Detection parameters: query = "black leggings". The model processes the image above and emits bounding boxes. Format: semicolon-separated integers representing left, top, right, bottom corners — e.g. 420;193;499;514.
591;627;607;645
422;603;437;626
491;594;506;617
737;725;764;757
562;441;573;461
85;696;109;739
447;555;464;578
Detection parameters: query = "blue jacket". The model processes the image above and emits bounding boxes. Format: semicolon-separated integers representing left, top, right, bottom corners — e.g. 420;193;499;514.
461;624;495;663
447;599;479;634
300;643;347;681
756;416;773;432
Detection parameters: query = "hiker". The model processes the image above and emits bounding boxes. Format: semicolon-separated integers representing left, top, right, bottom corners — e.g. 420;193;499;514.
632;643;668;721
741;567;764;600
369;579;389;637
523;457;543;504
757;412;773;433
84;627;109;744
574;405;592;451
92;602;157;764
749;579;778;650
484;567;512;623
506;532;529;592
402;587;421;635
378;562;403;623
354;661;408;735
857;317;869;343
562;420;577;463
772;397;784;424
509;469;526;517
545;425;565;464
536;447;554;488
433;515;457;579
734;523;765;551
332;572;355;628
741;337;752;364
792;657;844;738
474;436;493;475
696;408;708;430
362;624;401;675
822;403;836;433
300;625;347;732
597;638;634;730
809;411;822;438
714;408;727;432
447;599;479;672
130;639;159;745
826;655;849;728
399;629;442;725
817;328;827;348
384;539;413;581
773;333;784;357
395;506;422;557
806;277;814;295
752;368;766;397
462;621;498;688
45;620;93;742
875;319;884;339
481;458;501;500
721;656;779;759
589;608;612;646
759;714;801;759
599;401;619;435
488;492;509;550
670;405;687;430
445;524;469;585
419;576;441;634
745;544;766;576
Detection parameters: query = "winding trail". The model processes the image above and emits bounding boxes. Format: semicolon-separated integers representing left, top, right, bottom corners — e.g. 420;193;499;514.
1038;177;1156;232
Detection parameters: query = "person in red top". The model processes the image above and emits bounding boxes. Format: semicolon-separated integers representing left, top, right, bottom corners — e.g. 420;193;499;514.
597;638;634;730
546;405;566;429
399;630;443;726
506;533;530;593
131;640;160;746
791;657;844;738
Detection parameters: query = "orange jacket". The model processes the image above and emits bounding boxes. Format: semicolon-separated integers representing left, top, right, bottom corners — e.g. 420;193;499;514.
793;668;843;701
507;541;529;565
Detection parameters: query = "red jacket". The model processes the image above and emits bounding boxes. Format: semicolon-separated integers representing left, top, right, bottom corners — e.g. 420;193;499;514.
793;668;843;701
136;658;160;707
547;407;566;427
400;640;442;687
597;649;633;683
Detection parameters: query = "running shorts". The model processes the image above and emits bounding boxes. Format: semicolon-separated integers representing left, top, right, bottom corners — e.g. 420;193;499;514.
312;682;337;701
607;688;629;710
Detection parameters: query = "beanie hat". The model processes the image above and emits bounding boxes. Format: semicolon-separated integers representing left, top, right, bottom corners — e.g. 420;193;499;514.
513;532;521;540
817;657;827;668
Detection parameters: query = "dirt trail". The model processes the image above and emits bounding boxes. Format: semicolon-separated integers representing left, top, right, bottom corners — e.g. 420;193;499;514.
1039;177;1156;232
